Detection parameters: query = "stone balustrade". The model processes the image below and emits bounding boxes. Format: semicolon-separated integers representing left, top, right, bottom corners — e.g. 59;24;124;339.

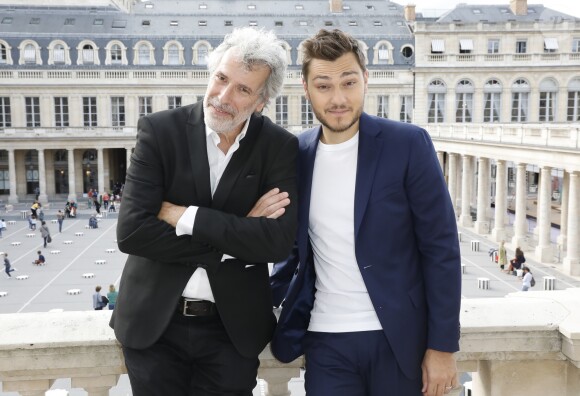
1;289;580;396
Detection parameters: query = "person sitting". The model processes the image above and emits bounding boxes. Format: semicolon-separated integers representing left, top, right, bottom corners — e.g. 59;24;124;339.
28;215;37;230
33;250;46;265
108;201;116;212
507;247;526;274
89;214;98;229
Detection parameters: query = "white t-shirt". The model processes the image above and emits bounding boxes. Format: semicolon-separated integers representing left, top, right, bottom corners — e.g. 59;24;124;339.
308;132;382;333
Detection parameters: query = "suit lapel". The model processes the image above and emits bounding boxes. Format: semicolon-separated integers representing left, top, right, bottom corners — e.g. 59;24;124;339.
211;113;262;210
354;113;383;236
185;103;212;207
298;127;322;258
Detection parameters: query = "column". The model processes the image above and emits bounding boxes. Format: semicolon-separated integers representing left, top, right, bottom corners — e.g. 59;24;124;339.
448;153;458;217
97;148;105;195
67;148;77;202
535;166;553;262
563;171;579;275
491;160;507;242
474;157;490;234
126;146;132;171
511;163;528;249
459;154;473;227
8;148;18;203
557;171;569;250
437;151;444;172
37;149;48;203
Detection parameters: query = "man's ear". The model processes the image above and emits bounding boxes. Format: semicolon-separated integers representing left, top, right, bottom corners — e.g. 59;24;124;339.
256;100;266;113
302;79;310;100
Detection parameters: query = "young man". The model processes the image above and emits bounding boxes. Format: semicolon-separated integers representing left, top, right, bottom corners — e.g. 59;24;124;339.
33;250;45;265
271;29;462;396
111;27;297;396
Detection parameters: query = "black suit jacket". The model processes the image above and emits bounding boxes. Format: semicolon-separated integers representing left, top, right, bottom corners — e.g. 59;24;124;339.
110;102;298;358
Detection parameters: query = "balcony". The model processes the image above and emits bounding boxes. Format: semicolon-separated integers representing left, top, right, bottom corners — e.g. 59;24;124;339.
418;52;578;67
1;289;580;396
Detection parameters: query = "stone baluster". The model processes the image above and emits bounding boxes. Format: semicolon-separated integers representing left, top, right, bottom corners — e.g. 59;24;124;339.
72;374;120;396
1;379;53;396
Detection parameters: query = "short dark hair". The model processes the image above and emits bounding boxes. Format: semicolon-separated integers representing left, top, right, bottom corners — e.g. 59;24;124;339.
301;29;366;82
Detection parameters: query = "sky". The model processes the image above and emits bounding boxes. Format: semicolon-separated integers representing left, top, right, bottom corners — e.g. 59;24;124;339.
405;0;580;18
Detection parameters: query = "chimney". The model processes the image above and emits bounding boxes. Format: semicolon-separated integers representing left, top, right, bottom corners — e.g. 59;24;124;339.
510;0;528;16
405;4;416;22
329;0;342;13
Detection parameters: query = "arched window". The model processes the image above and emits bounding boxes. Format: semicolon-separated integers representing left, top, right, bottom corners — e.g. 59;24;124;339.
112;44;123;64
105;40;127;66
139;44;150;65
511;78;530;122
196;44;209;65
48;40;71;65
539;78;558;122
428;79;446;123
483;79;502;123
77;41;100;65
18;40;41;65
0;41;12;64
168;44;180;65
567;78;580;122
373;41;393;65
24;44;37;63
455;80;474;123
163;41;184;66
133;41;155;65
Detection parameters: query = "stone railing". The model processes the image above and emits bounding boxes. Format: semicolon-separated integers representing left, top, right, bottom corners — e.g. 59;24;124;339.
1;289;580;396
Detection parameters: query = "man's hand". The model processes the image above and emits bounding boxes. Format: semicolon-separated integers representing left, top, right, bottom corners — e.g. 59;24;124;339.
421;349;459;396
157;201;187;228
247;188;290;219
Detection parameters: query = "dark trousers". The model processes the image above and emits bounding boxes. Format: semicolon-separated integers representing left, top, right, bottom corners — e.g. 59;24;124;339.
304;331;422;396
123;311;258;396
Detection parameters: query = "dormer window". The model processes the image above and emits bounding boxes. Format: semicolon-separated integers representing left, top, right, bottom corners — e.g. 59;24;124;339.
248;4;256;9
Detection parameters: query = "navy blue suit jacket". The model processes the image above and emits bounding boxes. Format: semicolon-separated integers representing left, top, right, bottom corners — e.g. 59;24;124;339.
270;113;461;379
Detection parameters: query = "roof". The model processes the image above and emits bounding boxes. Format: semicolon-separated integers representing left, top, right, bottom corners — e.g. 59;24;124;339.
436;3;579;24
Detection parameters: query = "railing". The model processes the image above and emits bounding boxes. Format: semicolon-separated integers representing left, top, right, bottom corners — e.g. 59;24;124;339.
419;52;578;66
425;123;580;150
1;289;580;395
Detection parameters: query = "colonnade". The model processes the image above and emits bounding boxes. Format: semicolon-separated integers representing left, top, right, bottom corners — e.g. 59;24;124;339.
441;151;579;275
3;146;133;204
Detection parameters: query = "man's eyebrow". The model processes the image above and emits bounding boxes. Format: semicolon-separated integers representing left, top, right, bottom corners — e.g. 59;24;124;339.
311;70;359;81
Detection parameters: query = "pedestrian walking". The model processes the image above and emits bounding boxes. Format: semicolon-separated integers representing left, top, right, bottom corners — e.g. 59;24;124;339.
57;210;65;233
39;221;51;248
4;253;16;278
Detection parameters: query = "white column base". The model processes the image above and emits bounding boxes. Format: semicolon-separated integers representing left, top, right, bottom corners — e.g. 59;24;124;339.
474;221;490;234
557;234;567;251
68;193;78;202
535;245;554;263
511;235;527;250
8;194;19;204
459;214;473;228
491;228;506;242
563;257;580;276
38;193;48;203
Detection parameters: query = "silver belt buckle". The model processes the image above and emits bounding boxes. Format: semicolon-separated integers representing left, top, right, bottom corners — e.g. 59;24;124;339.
182;298;203;317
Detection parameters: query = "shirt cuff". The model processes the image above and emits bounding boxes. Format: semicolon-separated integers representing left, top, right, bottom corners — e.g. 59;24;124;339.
176;206;198;236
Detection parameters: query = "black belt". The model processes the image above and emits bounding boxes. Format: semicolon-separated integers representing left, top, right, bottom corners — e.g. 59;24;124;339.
178;297;218;317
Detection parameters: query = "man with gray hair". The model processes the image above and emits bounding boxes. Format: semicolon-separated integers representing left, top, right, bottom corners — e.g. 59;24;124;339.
111;27;297;395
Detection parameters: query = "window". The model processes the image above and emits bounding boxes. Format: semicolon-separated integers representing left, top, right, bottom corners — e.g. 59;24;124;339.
54;97;69;128
573;39;580;53
377;95;389;118
431;39;445;54
142;20;151;26
83;97;97;127
484;79;502;123
196;44;209;65
248;4;256;9
511;79;530;122
111;44;122;64
225;21;233;26
276;96;288;127
1;43;8;64
567;79;580;122
455;80;473;123
82;44;95;64
168;96;182;109
459;39;473;54
427;80;446;123
401;46;413;58
139;96;153;118
93;19;104;25
275;21;283;27
377;44;389;64
53;44;66;64
168;44;180;65
400;95;412;123
301;97;314;126
111;97;125;127
348;21;357;26
24;43;36;63
325;21;333;26
516;40;527;54
1;17;13;24
295;4;304;10
30;18;40;25
543;38;558;53
25;97;41;127
170;21;178;27
539;79;558;122
488;39;500;54
0;97;11;128
199;21;207;27
64;18;75;26
373;21;382;27
249;21;258;26
199;3;207;9
138;44;151;65
299;21;308;26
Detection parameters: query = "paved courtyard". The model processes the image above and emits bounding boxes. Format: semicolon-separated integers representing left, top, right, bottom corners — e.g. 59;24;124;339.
1;204;579;395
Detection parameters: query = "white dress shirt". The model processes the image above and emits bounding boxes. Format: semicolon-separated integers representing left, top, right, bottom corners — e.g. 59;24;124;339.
176;117;251;301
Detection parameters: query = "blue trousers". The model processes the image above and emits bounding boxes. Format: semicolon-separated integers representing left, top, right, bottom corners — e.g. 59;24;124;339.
304;331;422;396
